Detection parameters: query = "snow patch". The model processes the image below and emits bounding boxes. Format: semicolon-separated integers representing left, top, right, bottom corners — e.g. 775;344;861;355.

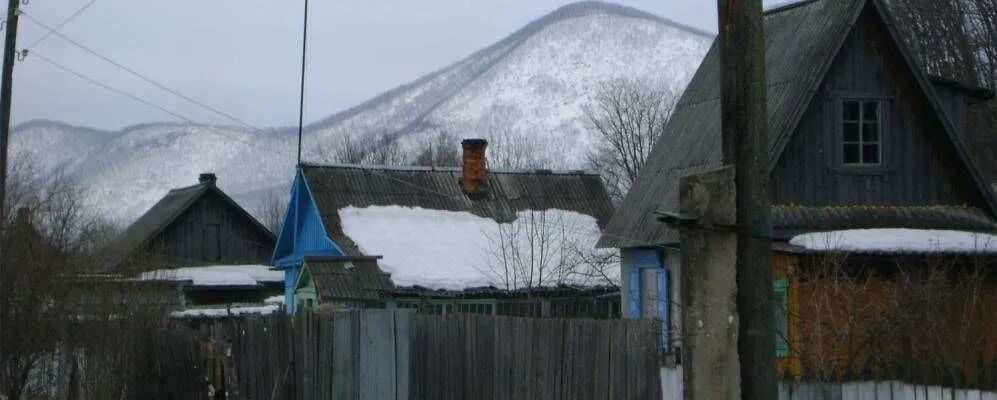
138;265;283;287
339;206;617;290
171;304;280;318
264;295;285;305
789;229;997;254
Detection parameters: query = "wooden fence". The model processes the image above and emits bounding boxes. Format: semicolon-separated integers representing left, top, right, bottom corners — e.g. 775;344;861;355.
409;314;661;400
186;310;662;400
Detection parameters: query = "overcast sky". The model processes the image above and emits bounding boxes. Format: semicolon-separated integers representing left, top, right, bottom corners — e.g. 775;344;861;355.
7;0;784;130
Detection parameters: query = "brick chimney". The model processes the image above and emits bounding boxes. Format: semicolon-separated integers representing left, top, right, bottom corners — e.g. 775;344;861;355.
461;139;488;197
199;173;217;185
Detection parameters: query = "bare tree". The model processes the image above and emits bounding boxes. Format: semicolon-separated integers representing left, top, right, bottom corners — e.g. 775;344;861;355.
786;246;996;387
585;79;679;201
256;190;288;236
0;155;181;399
885;0;997;89
317;130;409;166
482;210;617;291
411;129;462;168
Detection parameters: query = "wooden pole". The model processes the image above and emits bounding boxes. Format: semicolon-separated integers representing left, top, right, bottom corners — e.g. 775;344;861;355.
0;0;20;364
1;0;20;223
716;0;776;398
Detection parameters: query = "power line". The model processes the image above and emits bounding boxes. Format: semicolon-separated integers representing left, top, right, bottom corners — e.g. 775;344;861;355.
28;50;298;156
24;0;95;49
19;10;259;130
30;50;193;123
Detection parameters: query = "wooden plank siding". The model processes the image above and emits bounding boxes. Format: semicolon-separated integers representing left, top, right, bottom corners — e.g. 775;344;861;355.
770;8;985;210
146;190;273;267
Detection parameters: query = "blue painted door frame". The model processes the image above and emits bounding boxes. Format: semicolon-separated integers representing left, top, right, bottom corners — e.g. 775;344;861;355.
626;248;671;349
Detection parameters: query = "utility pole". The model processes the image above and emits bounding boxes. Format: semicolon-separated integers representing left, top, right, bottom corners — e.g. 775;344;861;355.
1;0;20;222
296;0;309;165
716;0;776;399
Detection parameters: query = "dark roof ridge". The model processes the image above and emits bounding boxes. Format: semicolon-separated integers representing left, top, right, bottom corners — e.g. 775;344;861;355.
167;182;208;193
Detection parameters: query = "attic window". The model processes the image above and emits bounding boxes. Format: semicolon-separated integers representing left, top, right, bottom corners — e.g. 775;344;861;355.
841;100;881;166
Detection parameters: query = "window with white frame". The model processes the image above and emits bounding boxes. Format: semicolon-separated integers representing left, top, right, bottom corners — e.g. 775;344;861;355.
841;100;882;166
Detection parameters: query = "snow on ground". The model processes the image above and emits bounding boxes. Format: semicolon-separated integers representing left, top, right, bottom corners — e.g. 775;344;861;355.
170;304;279;319
138;265;282;287
339;206;617;290
789;229;997;254
263;295;285;305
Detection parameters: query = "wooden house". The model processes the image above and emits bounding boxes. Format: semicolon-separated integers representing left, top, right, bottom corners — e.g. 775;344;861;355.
106;173;275;271
271;139;618;314
598;0;997;383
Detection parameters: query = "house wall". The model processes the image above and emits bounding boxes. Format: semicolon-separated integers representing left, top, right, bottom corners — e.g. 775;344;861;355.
770;8;986;210
147;191;274;267
778;254;997;387
620;247;680;352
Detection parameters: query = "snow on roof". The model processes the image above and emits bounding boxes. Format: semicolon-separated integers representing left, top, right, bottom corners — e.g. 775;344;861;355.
170;304;279;319
138;265;283;287
789;229;997;254
263;295;285;305
339;206;617;290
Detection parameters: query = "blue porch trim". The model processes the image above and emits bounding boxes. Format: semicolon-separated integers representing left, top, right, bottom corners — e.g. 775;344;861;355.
269;168;346;312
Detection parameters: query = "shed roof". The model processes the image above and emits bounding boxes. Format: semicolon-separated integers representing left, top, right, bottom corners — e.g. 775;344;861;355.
105;180;274;270
302;258;393;302
599;0;997;248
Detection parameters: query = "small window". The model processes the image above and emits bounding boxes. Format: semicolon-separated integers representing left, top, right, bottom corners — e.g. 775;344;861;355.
773;279;790;358
841;100;881;166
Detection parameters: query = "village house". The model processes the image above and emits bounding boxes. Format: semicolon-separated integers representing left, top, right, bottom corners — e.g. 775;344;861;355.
104;173;280;313
271;139;619;315
599;0;997;384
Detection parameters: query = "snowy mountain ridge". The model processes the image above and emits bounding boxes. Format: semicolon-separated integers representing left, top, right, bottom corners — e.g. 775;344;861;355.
11;1;713;224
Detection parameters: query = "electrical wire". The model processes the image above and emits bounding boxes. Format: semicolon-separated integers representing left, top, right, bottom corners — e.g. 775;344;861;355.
19;10;258;130
28;50;297;155
23;0;95;49
30;50;193;123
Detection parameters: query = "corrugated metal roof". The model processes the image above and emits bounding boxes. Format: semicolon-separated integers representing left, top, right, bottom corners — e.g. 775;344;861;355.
300;163;616;256
599;0;997;248
305;259;393;301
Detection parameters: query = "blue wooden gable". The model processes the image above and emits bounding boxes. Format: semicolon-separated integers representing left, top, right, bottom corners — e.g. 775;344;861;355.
270;168;345;312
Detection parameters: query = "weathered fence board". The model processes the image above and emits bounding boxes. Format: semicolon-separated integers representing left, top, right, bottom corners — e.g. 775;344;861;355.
181;310;662;400
407;314;662;400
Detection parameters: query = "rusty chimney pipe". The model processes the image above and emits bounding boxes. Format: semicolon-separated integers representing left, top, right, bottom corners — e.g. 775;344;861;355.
461;139;488;197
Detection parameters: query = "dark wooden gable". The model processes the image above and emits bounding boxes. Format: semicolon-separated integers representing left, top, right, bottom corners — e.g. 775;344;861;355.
770;5;988;209
146;189;274;267
107;179;275;271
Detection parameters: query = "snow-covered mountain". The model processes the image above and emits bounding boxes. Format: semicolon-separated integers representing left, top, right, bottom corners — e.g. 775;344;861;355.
11;1;712;224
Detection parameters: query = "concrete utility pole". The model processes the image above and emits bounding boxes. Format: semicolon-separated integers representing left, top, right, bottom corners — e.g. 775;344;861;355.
716;0;777;399
0;0;20;221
